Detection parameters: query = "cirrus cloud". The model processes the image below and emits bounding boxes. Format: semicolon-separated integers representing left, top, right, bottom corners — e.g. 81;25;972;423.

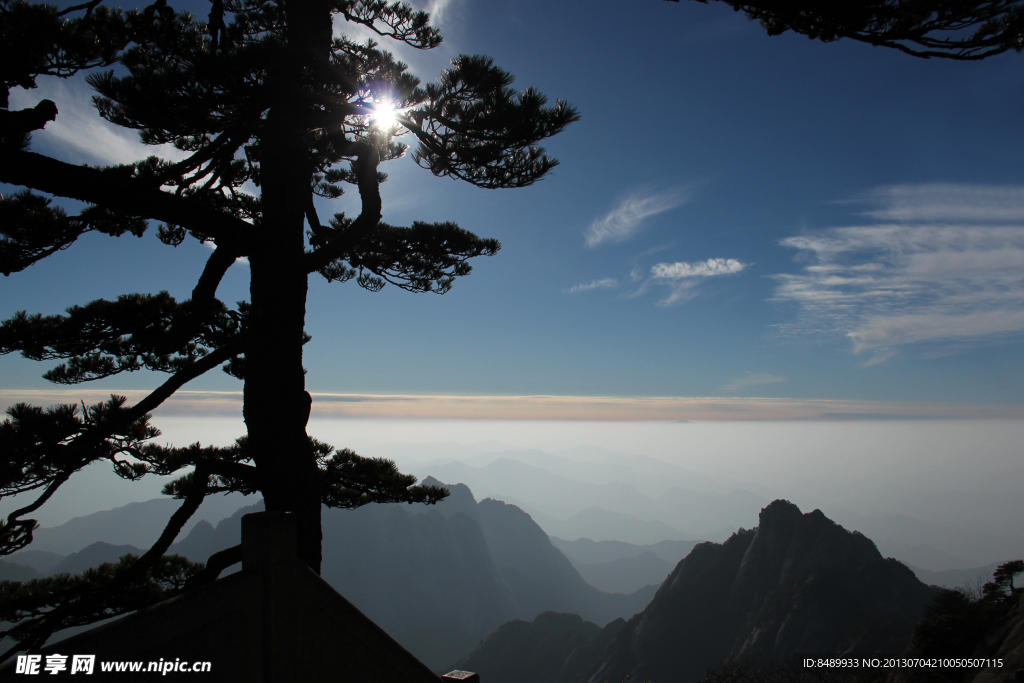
585;189;687;247
10;80;185;167
775;183;1024;363
862;183;1024;223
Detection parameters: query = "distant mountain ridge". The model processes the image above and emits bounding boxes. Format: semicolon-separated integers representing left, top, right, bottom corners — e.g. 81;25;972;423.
577;500;937;683
565;552;675;595
415;456;768;542
551;537;699;593
18;493;249;554
7;480;654;671
551;537;698;565
455;612;602;683
413;447;1024;569
18;445;1018;572
458;500;939;683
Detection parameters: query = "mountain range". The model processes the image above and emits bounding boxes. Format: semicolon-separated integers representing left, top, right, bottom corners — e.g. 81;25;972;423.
415;455;767;542
550;538;697;594
6;479;655;672
3;470;1019;676
457;500;940;683
412;450;1024;570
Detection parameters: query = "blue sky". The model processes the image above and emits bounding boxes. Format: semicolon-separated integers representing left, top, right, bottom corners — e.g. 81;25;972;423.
4;0;1024;418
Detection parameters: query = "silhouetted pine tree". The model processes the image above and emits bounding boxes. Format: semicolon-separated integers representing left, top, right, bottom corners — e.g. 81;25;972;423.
982;559;1024;601
668;0;1024;60
0;0;577;654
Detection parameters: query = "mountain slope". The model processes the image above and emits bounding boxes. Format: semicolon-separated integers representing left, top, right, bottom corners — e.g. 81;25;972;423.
0;560;38;581
574;500;936;683
570;552;675;595
320;502;514;670
50;481;653;672
551;538;698;566
454;612;602;683
474;499;656;626
23;494;250;555
48;542;143;575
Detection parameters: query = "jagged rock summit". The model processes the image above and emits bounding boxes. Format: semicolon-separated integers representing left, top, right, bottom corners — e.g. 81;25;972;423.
578;499;936;683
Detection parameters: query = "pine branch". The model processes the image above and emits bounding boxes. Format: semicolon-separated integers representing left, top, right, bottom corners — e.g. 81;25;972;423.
1;191;147;276
669;0;1024;60
408;55;580;189
183;544;242;589
0;471;68;555
0;293;241;383
318;445;449;508
127;338;244;418
192;246;241;305
0;150;250;247
335;0;442;49
0;470;210;660
304;139;382;272
316;220;500;293
0;341;242;558
0;100;57;148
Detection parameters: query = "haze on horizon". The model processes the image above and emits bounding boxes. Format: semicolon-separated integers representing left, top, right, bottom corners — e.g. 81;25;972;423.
2;0;1023;580
2;416;1020;574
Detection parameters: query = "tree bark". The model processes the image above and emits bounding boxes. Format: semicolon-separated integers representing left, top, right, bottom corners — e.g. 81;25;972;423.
242;0;332;574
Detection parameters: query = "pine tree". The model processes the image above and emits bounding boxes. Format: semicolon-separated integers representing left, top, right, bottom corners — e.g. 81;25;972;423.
983;559;1024;601
668;0;1024;59
0;0;577;651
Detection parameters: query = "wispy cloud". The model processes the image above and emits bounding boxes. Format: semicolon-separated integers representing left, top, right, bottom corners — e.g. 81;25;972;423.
720;372;785;394
10;80;185;166
651;257;749;305
862;183;1024;222
775;183;1024;363
563;278;619;294
3;389;1019;421
420;0;463;28
585;189;687;247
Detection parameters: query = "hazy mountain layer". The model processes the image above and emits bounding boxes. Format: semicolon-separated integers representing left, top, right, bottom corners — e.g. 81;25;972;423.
550;538;698;566
19;493;250;555
520;503;691;544
566;552;675;595
454;612;602;683
416;448;1024;569
23;481;653;671
416;457;768;541
21;446;1019;572
907;562;1003;590
49;542;143;576
4;550;64;574
0;560;38;581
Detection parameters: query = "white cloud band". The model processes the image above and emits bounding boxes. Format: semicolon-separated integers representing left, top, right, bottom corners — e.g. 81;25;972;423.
563;278;619;294
775;183;1024;360
652;257;747;279
650;257;748;305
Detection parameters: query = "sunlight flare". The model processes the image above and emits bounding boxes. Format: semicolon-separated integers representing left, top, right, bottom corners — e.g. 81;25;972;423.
370;100;398;129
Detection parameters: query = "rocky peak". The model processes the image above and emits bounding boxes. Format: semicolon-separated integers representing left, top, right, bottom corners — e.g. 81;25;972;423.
579;500;936;683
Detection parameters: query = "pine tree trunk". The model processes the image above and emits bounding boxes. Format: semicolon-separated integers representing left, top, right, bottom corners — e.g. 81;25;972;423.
242;0;333;574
